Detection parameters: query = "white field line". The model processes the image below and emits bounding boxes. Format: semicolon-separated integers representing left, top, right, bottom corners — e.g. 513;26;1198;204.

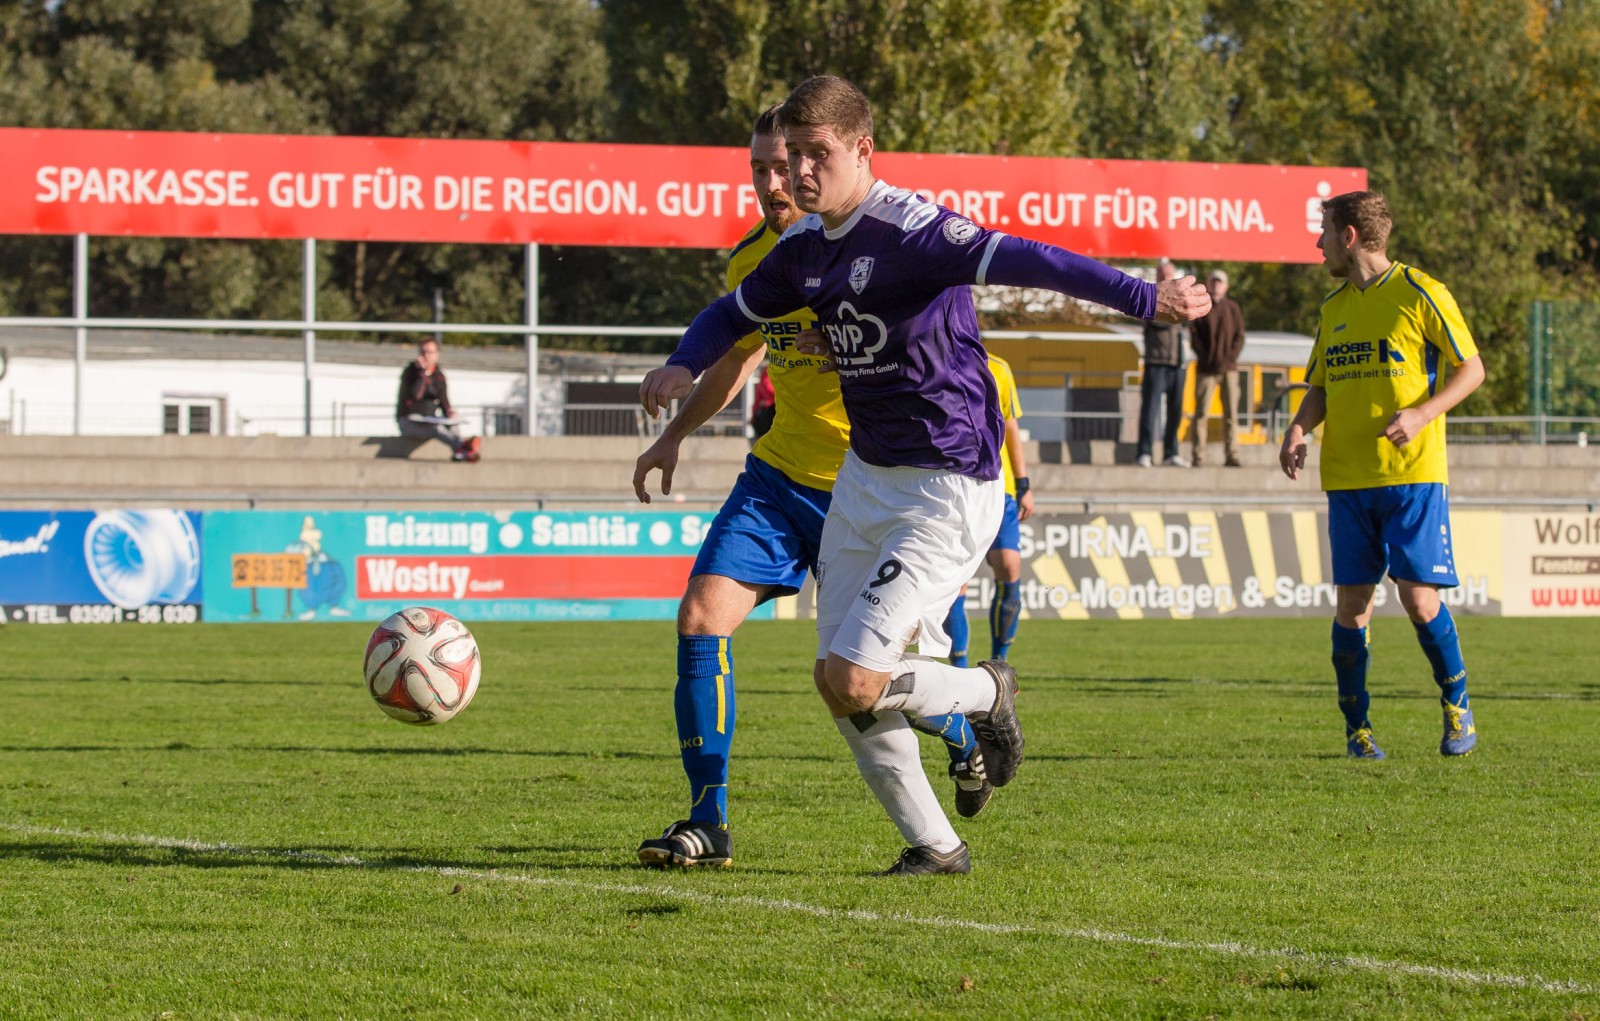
4;821;1594;997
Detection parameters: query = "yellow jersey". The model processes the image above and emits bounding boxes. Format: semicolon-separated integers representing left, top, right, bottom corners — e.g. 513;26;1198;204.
1307;262;1477;491
727;221;849;490
988;353;1021;496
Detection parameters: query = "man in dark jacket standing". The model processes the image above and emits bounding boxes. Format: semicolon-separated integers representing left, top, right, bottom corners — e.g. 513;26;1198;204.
1136;258;1188;467
1188;270;1247;467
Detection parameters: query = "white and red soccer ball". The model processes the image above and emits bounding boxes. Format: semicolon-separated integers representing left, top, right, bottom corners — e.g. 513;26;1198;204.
363;607;481;725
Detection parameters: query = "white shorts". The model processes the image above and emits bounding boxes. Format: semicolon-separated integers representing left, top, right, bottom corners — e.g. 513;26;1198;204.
816;451;1004;671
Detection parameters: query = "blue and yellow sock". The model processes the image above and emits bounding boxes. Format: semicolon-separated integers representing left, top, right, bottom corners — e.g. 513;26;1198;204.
1414;604;1469;709
1331;622;1371;735
906;711;979;767
990;580;1022;661
943;600;970;668
675;635;735;827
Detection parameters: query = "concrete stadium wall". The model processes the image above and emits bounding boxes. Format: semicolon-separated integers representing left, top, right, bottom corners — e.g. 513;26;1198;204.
0;435;1595;511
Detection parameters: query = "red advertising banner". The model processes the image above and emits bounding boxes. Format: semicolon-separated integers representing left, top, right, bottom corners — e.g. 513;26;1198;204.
0;128;1365;262
354;554;696;602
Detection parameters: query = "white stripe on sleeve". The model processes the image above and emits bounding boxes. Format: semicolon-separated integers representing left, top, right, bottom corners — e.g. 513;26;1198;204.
734;283;767;324
975;233;1007;286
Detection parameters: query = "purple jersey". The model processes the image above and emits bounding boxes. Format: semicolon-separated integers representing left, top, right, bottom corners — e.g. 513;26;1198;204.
667;180;1157;478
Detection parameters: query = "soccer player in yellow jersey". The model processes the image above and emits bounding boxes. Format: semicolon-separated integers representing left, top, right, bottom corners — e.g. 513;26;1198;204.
1280;191;1484;760
945;354;1035;670
632;107;989;866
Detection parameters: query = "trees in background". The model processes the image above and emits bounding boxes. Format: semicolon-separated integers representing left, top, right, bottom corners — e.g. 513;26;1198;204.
1212;0;1595;411
0;0;607;330
1;0;1596;410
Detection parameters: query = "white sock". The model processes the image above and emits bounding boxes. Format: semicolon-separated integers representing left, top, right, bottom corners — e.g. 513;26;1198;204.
871;658;997;717
835;711;961;852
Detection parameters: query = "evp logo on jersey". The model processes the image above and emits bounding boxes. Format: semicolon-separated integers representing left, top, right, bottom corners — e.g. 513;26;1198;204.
825;302;889;366
848;257;874;295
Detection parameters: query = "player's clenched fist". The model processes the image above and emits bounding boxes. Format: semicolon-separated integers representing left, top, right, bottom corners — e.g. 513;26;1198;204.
1154;274;1212;324
795;328;839;373
638;365;695;419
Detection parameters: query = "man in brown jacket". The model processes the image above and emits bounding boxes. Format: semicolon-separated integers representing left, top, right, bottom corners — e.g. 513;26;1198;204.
1188;270;1246;467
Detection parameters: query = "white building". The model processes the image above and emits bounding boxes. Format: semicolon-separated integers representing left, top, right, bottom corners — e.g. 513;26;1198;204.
0;327;706;439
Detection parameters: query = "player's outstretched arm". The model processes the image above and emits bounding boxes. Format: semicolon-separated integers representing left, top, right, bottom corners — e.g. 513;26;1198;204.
980;236;1210;323
1279;385;1327;481
1384;354;1485;448
633;344;765;503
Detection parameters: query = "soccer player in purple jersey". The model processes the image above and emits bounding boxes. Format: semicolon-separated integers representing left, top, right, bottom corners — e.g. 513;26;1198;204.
641;76;1210;874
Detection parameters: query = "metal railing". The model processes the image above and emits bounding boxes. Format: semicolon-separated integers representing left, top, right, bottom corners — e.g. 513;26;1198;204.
1265;382;1312;442
1260;387;1600;445
321;403;531;438
2;395;746;440
6;305;1598;444
1446;416;1599;445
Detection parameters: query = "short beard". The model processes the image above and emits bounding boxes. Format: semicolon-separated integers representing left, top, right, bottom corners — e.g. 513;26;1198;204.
765;195;803;234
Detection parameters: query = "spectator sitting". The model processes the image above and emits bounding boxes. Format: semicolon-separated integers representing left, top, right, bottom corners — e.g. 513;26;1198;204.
397;339;481;461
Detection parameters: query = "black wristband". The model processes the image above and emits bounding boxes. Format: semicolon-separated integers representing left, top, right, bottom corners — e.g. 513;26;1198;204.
1014;476;1031;497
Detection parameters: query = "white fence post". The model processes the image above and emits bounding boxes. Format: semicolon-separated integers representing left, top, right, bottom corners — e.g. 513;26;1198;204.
73;233;88;435
302;238;317;437
525;242;539;436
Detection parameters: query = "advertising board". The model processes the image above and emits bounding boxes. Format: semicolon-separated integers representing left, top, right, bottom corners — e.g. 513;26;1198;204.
0;510;204;624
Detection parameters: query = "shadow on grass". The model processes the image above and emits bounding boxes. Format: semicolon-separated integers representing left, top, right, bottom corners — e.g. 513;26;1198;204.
625;904;683;916
253;745;836;765
602;686;812;698
0;839;803;878
166;677;335;687
0;745;835;765
21;676;338;687
1024;753;1158;762
1045;676;1600;703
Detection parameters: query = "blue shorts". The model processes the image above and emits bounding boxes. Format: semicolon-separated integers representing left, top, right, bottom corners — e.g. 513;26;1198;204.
691;454;832;602
990;493;1020;552
1327;483;1458;587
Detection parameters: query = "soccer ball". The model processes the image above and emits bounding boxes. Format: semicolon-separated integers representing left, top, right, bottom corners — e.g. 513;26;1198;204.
363;607;481;725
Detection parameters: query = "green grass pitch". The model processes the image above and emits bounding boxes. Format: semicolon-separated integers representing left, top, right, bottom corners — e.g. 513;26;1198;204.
1;617;1597;1019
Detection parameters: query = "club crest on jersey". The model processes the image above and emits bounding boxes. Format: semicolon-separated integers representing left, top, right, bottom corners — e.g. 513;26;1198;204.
942;217;980;245
849;257;874;295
